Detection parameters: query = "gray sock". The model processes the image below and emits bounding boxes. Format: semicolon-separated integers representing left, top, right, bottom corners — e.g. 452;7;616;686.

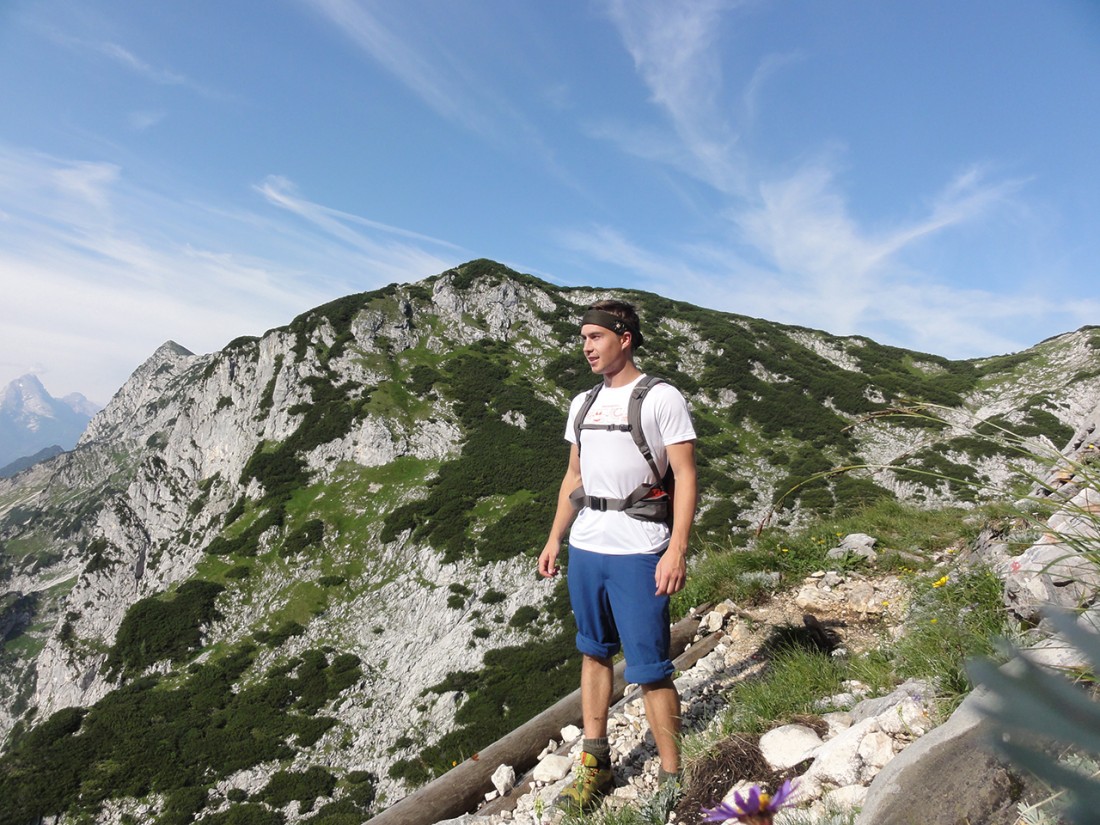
583;737;611;767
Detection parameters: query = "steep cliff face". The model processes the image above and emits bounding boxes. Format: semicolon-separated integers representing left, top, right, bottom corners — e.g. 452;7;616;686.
0;261;1097;823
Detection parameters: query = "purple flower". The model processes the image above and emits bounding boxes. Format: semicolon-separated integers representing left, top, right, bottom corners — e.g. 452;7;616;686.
701;779;797;824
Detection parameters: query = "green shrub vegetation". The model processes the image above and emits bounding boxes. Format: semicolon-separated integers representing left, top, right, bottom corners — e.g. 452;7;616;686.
408;363;442;396
890;565;1007;700
217;333;379;562
104;580;224;680
258;765;336;810
382;345;565;564
0;645;361;825
508;605;539;628
449;258;516;290
282;518;325;557
255;620;306;648
890;448;982;501
674;498;979;614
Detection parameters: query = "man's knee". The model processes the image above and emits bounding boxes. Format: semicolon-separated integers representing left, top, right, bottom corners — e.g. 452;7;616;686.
582;653;614;668
640;676;677;693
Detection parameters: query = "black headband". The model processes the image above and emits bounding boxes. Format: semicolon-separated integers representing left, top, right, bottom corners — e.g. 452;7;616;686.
580;309;644;347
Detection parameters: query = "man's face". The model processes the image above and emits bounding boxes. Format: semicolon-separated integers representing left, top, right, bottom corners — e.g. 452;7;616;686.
580;323;630;375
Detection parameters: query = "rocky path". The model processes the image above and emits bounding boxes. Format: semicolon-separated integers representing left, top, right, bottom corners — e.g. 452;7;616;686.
432;569;922;825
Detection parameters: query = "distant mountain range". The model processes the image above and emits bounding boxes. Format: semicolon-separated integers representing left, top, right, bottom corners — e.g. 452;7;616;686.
0;374;100;469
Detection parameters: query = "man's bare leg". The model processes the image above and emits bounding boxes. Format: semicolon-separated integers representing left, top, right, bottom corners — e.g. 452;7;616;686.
581;654;613;738
556;654;616;809
642;677;681;773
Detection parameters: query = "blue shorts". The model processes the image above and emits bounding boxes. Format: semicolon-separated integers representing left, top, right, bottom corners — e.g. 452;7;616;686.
566;545;673;685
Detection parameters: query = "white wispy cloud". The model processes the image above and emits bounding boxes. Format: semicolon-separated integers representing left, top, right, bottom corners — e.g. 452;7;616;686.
732;159;1034;337
95;41;189;86
0;145;460;401
296;0;586;194
602;0;746;195
297;0;490;133
742;51;804;124
582;0;1066;359
257;175;464;253
128;110;167;131
50;159;121;211
33;17;228;102
555;148;1073;359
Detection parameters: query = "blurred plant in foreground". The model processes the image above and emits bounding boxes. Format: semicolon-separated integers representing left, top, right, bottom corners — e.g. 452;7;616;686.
968;610;1100;825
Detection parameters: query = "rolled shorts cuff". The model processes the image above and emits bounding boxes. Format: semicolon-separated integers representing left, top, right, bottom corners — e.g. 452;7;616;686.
624;659;674;686
575;632;619;661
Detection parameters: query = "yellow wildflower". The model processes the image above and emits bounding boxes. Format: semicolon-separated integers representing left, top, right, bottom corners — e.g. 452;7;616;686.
932;575;948;588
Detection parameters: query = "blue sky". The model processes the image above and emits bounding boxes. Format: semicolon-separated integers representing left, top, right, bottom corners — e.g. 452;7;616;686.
2;0;1098;404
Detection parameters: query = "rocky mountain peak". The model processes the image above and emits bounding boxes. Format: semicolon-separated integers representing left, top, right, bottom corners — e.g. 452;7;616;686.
0;373;99;467
1;374;53;418
79;340;198;446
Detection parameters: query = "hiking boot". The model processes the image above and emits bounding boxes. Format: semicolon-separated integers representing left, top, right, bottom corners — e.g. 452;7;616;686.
555;751;613;811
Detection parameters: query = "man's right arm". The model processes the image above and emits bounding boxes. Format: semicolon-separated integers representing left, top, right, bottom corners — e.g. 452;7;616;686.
538;443;582;578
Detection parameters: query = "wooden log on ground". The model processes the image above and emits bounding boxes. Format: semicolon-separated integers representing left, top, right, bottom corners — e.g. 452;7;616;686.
476;622;727;818
364;611;708;825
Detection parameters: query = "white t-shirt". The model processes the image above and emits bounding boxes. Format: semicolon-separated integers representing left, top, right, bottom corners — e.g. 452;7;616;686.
565;375;696;555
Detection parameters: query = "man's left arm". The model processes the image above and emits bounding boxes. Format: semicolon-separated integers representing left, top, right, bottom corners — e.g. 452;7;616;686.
654;439;697;596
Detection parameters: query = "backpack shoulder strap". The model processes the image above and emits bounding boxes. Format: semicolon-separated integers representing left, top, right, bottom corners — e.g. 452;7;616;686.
573;382;604;452
628;375;666;482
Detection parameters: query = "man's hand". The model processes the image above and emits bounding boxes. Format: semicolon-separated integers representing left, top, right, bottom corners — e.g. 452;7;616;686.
538;540;561;578
654;547;686;595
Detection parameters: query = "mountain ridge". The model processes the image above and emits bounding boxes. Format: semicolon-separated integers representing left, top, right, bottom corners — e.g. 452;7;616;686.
0;259;1097;823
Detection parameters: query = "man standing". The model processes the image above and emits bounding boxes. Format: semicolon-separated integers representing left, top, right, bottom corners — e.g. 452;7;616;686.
538;299;697;811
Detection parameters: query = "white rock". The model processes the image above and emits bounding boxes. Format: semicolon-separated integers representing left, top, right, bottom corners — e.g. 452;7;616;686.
533;755;573;783
797;717;880;796
828;533;878;563
830;580;876;614
821;711;853;737
560;724;582;743
795;583;842;612
822;783;869;810
857;730;896;772
875;696;932;737
492;764;516;796
759;724;823;770
703;610;725;633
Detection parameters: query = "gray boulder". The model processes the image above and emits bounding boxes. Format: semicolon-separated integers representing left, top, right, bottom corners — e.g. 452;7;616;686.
855;689;1046;825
